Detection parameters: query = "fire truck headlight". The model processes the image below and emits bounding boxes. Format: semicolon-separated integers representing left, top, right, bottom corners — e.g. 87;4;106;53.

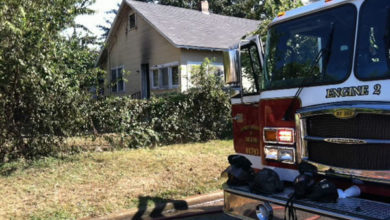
264;147;278;160
279;148;295;164
265;146;296;164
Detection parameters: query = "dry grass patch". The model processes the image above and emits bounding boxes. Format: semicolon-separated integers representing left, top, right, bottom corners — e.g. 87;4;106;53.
0;140;233;219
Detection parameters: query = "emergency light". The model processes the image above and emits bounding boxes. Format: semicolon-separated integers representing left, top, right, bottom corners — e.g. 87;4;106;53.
277;12;286;17
263;127;295;145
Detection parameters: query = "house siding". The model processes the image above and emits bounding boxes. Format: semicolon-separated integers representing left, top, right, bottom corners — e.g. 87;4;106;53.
104;6;181;97
101;5;229;97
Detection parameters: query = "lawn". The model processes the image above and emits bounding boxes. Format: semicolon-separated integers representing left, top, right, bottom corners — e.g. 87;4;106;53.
0;140;234;219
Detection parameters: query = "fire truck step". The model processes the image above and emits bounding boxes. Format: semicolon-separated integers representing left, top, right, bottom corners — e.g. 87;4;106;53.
223;184;390;220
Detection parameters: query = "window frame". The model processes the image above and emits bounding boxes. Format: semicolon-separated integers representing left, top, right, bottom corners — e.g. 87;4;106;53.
129;13;136;30
150;62;180;90
171;66;180;87
151;69;160;89
161;67;169;88
111;66;125;93
240;42;262;95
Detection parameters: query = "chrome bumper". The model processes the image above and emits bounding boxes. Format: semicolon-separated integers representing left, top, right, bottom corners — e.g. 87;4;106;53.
223;184;390;220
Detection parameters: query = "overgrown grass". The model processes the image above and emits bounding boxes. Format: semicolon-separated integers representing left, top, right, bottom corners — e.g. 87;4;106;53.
0;140;233;219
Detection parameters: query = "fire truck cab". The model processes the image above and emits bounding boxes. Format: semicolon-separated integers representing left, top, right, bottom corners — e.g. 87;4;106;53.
223;0;390;219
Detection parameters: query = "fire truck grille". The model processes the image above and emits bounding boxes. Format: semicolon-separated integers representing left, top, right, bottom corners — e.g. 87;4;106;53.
305;113;390;170
307;142;390;170
307;114;390;139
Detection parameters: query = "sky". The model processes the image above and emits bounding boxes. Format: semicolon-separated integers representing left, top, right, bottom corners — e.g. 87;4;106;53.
75;0;123;38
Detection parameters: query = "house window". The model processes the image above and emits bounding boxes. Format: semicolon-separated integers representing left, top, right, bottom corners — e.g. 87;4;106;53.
111;70;117;92
129;13;136;30
161;67;169;88
152;69;159;88
150;63;180;89
111;67;124;93
172;66;179;86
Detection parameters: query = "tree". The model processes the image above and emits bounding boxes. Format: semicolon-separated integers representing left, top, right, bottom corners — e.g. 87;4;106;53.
156;0;256;18
0;0;101;161
96;3;120;41
190;58;224;91
155;0;302;21
257;0;303;37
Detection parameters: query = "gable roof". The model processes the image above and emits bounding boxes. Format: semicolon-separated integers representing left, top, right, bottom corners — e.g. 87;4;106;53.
126;0;260;50
97;0;260;64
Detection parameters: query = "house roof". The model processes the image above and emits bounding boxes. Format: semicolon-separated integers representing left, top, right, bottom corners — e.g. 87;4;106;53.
97;0;260;65
126;0;260;50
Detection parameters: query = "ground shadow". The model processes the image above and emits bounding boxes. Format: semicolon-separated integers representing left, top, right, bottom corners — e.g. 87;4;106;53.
0;165;17;176
0;154;80;177
132;196;189;220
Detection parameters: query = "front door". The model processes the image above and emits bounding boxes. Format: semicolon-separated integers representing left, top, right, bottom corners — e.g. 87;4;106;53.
141;64;150;99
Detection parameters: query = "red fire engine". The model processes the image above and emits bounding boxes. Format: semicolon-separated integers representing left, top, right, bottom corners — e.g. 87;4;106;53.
222;0;390;219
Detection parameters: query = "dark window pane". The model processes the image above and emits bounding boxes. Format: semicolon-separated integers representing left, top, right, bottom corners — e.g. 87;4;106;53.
264;5;356;90
118;68;124;91
98;77;104;95
129;14;136;29
161;67;169;87
153;69;159;87
172;66;179;85
111;69;117;92
241;44;261;94
356;0;390;80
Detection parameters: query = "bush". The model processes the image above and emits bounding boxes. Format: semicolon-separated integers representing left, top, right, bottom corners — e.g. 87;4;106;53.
89;88;232;149
89;58;232;149
0;0;100;162
0;11;231;162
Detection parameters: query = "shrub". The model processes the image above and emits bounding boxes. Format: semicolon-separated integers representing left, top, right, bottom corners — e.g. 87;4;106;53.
0;0;99;162
89;88;231;149
89;58;232;149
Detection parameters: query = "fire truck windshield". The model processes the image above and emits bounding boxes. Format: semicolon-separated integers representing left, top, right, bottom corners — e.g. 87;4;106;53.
356;0;390;80
263;4;356;90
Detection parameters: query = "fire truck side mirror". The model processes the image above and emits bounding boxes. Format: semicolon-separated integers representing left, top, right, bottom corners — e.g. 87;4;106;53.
223;48;241;85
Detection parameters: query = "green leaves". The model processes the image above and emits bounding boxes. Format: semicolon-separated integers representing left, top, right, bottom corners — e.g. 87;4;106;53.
257;0;303;37
4;21;22;35
90;87;231;150
90;59;231;149
0;0;100;162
